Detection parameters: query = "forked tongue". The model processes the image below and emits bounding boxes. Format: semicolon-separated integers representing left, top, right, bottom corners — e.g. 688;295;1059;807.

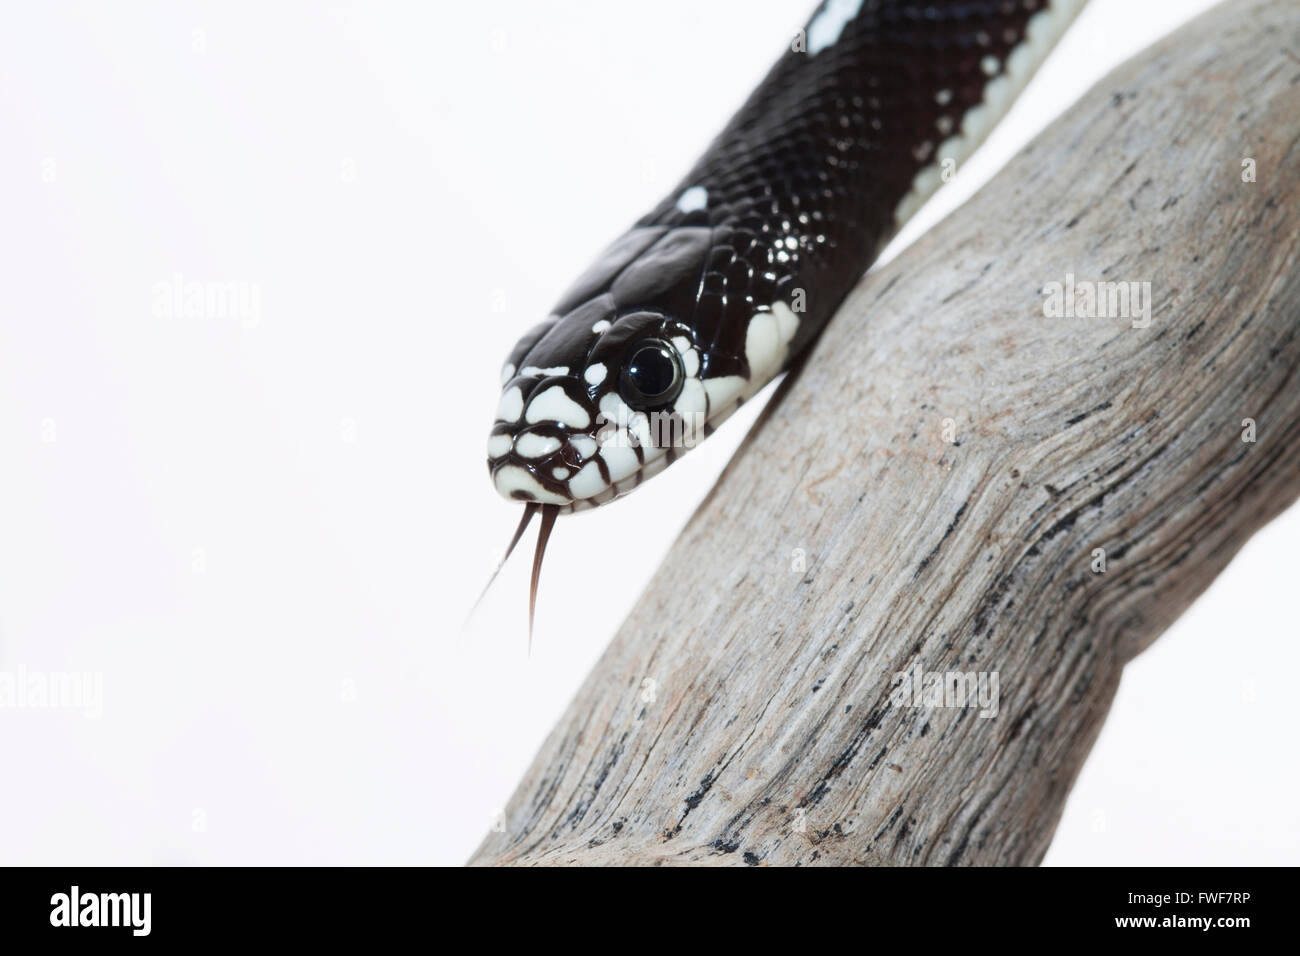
529;504;559;651
465;501;559;648
465;502;538;625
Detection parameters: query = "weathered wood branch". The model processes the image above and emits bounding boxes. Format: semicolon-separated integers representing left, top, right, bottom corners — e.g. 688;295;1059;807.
471;0;1300;866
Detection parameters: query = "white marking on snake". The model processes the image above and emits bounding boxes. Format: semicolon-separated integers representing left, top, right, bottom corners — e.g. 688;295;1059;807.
675;186;708;213
499;363;515;386
486;433;513;458
669;336;701;378
515;433;562;458
674;377;707;418
584;362;607;385
701;375;748;415
591;319;611;334
600;443;640;482
496;386;524;423
520;365;569;378
682;350;700;377
598;391;630;425
744;302;799;379
525;385;591;429
568;461;605;498
627;411;653;448
569;435;598;458
493;465;569;505
891;0;1086;229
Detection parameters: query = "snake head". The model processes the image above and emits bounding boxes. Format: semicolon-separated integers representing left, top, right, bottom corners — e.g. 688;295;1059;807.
488;303;710;513
487;222;799;512
488;224;730;513
483;299;715;637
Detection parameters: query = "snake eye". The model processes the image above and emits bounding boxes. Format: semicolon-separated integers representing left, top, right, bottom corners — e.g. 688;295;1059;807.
619;339;684;410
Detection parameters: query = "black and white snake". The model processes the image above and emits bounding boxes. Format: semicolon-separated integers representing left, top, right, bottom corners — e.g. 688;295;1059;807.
484;0;1086;626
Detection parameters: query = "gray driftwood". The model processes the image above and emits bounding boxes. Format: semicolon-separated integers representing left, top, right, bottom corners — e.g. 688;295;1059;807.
471;0;1300;865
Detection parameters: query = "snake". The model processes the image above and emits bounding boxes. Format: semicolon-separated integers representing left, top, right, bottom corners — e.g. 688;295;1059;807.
484;0;1087;628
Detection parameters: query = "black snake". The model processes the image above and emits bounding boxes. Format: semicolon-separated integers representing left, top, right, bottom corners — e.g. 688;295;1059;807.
484;0;1086;627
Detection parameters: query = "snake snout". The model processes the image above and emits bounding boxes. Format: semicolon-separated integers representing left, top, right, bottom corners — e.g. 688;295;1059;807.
487;373;603;508
488;433;586;506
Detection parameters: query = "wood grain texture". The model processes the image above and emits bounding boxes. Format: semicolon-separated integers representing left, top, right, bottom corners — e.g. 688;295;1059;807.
471;0;1300;866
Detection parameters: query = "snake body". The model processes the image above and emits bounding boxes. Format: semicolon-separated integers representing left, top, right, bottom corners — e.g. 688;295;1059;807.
485;0;1085;621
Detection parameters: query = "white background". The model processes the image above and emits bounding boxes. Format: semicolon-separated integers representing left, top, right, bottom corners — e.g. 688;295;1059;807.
1;0;1294;866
